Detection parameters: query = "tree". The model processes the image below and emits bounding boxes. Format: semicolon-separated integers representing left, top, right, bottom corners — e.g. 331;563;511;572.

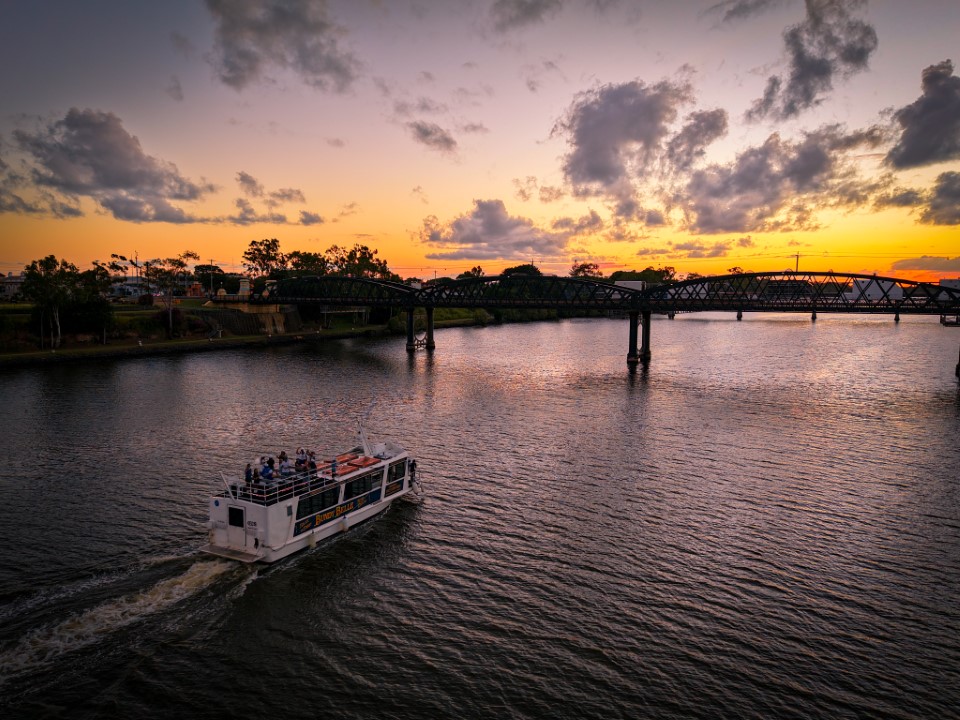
325;243;396;279
457;266;485;279
195;263;225;294
502;263;542;277
287;251;329;276
243;238;286;277
21;255;80;348
569;262;602;278
727;266;747;275
610;266;675;284
144;251;199;337
109;253;147;295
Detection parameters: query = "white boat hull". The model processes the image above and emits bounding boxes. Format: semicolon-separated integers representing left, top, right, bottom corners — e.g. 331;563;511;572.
201;445;417;564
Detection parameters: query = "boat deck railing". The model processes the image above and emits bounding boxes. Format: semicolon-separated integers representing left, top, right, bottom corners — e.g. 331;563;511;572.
221;468;350;506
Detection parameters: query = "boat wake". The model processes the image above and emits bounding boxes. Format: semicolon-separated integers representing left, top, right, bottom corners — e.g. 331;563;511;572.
0;559;233;681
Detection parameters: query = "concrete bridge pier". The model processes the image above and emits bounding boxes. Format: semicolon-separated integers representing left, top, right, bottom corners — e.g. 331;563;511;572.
425;307;436;351
640;310;651;363
627;311;652;367
627;311;639;366
405;309;416;352
405;307;436;351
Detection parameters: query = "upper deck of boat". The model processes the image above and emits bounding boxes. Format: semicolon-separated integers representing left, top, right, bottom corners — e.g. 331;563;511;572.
219;450;402;507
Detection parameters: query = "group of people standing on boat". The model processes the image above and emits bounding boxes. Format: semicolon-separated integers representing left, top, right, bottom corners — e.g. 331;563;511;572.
244;447;319;484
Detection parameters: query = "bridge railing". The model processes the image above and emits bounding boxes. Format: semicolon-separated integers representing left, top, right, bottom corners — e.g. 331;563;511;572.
229;271;960;316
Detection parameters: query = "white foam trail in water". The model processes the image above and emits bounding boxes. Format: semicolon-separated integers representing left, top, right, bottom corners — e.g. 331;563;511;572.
0;559;233;680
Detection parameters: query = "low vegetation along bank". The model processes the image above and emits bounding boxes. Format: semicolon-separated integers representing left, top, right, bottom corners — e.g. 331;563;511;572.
0;303;569;368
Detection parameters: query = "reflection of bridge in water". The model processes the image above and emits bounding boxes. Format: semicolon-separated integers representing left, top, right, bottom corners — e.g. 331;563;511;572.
238;271;960;375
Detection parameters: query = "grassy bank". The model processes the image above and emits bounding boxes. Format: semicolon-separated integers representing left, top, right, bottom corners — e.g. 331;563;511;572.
0;304;571;368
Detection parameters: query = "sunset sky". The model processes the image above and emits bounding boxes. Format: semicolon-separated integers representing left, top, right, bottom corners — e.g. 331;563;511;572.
1;0;958;281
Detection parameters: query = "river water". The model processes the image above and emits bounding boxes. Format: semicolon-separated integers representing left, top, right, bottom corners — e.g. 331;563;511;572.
1;314;959;719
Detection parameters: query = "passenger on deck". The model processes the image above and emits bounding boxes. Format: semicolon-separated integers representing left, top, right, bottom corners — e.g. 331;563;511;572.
308;451;317;474
261;461;274;481
278;450;288;463
244;463;253;482
296;447;307;464
280;457;295;476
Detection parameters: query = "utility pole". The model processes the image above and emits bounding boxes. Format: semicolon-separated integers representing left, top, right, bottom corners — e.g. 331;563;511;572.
795;253;800;272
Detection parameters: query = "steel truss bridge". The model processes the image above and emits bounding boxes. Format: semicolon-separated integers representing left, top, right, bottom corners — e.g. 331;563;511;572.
240;271;960;373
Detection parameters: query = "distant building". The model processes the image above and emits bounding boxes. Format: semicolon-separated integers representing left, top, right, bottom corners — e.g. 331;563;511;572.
845;277;904;301
110;276;149;298
941;279;960;290
1;272;25;299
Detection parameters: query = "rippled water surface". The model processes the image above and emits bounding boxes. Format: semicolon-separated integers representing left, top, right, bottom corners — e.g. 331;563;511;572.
1;315;959;719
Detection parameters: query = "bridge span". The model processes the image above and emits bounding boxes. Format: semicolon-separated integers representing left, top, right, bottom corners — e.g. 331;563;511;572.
237;271;960;374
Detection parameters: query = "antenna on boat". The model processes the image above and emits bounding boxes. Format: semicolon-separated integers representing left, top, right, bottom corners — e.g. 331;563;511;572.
357;400;376;456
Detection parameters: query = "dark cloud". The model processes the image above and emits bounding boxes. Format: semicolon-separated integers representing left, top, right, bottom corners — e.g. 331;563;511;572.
645;209;666;226
170;31;196;59
166;76;184;102
412;186;429;204
299;210;324;225
267;187;306;206
874;187;924;209
680;124;884;233
0;139;41;214
539;185;564;202
513;176;565;203
460;122;489;134
704;0;785;23
407;121;457;154
891;255;960;272
665;109;729;172
522;59;563;93
237;172;306;209
636;246;672;256
747;0;878;120
420;199;569;260
672;240;737;258
9;108;214;222
885;60;960;169
919;171;960;225
513;176;538;202
490;0;563;32
204;0;360;92
228;197;286;225
237;170;264;196
0;187;43;215
556;78;693;192
393;97;448;117
551;209;604;234
327;138;345;148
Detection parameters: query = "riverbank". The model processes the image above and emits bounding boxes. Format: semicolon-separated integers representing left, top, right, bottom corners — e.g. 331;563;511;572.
0;316;493;368
0;327;394;368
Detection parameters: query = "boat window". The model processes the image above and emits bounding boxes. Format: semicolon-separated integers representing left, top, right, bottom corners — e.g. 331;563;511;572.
296;487;342;520
388;460;406;482
228;507;244;527
344;472;377;500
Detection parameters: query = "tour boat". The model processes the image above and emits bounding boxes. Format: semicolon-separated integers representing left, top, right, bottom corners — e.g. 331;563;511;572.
201;423;419;563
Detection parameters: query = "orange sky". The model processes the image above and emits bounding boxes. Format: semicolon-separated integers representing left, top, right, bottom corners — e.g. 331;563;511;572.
2;1;958;281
